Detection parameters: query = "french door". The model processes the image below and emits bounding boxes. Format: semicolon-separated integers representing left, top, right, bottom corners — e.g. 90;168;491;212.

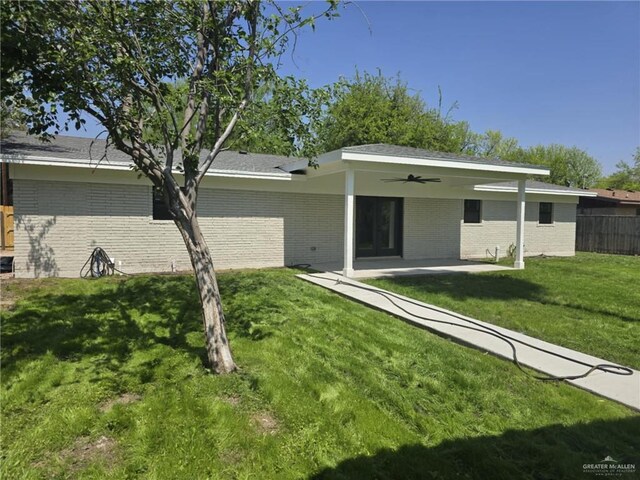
355;196;403;257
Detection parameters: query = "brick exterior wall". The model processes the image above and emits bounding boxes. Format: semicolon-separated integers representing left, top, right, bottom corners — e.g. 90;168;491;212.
13;179;576;278
403;197;461;259
460;200;576;259
13;179;343;278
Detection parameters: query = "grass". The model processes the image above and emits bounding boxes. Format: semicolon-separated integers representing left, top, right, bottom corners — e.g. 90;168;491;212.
0;264;638;479
366;253;640;370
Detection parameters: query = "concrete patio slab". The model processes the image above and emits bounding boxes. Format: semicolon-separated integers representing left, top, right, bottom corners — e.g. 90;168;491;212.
310;258;512;279
298;272;640;411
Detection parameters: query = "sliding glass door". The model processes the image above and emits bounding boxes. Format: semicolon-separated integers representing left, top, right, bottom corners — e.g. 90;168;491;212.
355;196;403;257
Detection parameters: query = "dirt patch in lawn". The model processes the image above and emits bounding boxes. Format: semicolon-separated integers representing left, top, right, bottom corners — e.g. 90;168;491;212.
99;392;142;412
1;277;60;309
221;394;241;407
252;411;279;435
34;435;119;475
220;448;246;465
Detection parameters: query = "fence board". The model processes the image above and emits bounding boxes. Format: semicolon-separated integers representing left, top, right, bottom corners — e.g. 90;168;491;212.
0;205;13;249
576;215;640;255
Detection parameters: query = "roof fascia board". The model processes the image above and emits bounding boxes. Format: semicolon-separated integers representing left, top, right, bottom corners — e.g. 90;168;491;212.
1;154;296;181
474;184;596;197
341;151;550;176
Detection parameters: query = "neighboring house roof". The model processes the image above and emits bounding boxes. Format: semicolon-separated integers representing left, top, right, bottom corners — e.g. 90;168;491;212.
474;180;596;197
0;132;292;176
341;144;547;171
586;188;640;205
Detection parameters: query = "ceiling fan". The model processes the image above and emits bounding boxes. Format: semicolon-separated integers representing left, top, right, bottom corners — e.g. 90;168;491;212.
381;174;441;184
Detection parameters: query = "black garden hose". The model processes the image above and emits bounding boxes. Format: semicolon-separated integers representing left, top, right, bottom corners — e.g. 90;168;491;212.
308;273;634;382
80;247;130;278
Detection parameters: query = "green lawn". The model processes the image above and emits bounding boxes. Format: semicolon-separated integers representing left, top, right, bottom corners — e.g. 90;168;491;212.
366;253;640;370
1;265;638;479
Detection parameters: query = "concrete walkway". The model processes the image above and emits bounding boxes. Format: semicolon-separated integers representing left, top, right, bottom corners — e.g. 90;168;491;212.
310;258;512;279
299;272;640;411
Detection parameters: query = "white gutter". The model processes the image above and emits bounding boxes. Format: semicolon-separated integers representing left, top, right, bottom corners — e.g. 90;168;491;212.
341;152;550;176
474;184;597;197
280;150;551;176
0;154;296;181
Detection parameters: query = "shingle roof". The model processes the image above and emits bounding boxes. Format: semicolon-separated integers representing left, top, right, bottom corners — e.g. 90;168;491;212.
342;144;548;171
478;180;590;195
1;133;553;175
588;188;640;204
0;132;293;174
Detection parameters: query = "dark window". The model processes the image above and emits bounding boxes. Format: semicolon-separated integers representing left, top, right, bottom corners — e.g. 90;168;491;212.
636;208;640;216
539;202;553;224
152;189;172;220
1;162;12;206
463;199;482;223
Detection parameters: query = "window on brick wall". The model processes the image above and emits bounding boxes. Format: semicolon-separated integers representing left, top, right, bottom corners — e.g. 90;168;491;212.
539;202;553;224
152;189;172;220
1;162;12;206
463;199;482;223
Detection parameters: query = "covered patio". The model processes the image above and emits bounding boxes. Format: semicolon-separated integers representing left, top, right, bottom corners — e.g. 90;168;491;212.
309;257;513;279
281;144;551;278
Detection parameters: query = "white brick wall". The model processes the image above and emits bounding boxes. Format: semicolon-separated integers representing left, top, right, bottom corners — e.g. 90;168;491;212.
13;179;343;278
403;197;461;259
460;200;576;259
13;178;576;278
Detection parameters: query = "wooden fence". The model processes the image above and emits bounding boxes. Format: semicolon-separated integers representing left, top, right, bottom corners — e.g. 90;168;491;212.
0;205;13;249
576;215;640;255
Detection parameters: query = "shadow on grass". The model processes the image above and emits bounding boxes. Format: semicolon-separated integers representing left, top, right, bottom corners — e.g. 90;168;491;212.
1;273;276;379
544;300;640;324
311;416;640;480
373;273;545;302
375;273;639;323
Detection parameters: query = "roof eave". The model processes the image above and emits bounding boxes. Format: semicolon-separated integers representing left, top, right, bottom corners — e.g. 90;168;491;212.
0;154;296;181
474;184;596;197
340;151;549;175
280;148;551;176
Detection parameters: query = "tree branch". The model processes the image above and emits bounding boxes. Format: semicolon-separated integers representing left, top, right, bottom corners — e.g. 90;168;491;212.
181;1;211;149
196;99;247;185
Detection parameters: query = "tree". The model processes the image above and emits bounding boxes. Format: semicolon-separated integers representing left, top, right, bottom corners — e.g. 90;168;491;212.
0;98;26;138
461;129;522;161
2;0;339;374
599;148;640;191
521;144;602;188
225;78;332;157
143;77;331;158
317;71;465;153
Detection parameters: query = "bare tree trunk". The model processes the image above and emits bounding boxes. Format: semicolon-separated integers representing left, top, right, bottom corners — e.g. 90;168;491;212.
175;214;237;374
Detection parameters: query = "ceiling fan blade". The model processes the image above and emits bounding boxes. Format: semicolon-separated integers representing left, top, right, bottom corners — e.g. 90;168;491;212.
380;175;442;184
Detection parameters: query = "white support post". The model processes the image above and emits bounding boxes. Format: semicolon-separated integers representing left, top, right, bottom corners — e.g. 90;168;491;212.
343;169;355;277
514;178;526;269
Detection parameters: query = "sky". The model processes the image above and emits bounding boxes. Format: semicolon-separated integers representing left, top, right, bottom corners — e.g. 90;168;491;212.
67;1;640;174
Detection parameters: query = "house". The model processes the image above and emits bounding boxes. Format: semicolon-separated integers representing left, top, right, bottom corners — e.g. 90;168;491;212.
578;188;640;216
0;133;595;278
